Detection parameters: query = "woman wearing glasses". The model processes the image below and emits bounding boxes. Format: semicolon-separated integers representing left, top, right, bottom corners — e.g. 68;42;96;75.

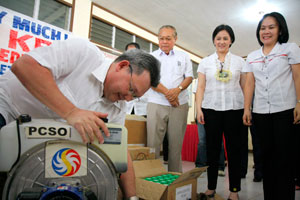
196;24;247;200
243;12;300;200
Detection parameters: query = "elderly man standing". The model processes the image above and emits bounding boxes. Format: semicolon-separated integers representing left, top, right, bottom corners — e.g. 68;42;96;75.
0;38;160;198
147;25;193;172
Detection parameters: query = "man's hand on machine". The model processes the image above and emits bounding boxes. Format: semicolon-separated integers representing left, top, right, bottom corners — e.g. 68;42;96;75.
64;107;109;144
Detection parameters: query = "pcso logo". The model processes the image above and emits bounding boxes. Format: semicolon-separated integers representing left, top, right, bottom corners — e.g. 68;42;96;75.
52;148;81;176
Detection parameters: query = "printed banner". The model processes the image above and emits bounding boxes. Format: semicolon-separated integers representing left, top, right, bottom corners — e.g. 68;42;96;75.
0;6;119;77
0;6;71;76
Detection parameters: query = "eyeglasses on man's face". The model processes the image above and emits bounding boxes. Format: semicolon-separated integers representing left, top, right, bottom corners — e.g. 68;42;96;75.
128;65;138;99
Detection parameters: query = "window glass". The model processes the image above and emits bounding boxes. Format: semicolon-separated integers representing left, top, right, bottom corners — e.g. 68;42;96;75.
152;43;159;52
90;18;113;47
115;27;132;51
136;36;150;52
0;0;70;30
0;0;35;17
38;0;70;30
192;61;199;78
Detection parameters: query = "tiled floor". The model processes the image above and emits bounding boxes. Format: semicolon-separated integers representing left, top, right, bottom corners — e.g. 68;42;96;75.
162;153;300;200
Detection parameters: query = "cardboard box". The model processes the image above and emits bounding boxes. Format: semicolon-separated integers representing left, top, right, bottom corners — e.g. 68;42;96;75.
133;159;206;200
125;115;147;146
128;146;155;161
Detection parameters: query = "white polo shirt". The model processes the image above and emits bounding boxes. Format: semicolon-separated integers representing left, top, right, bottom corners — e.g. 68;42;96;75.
197;52;245;111
244;42;300;114
148;49;193;106
126;90;149;116
0;38;126;125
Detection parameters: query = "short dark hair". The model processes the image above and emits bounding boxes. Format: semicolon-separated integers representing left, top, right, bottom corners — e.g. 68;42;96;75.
125;42;140;50
256;12;289;46
114;49;160;87
212;24;235;47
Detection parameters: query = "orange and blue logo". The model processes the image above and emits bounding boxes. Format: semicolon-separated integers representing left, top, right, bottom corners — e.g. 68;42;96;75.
52;148;81;176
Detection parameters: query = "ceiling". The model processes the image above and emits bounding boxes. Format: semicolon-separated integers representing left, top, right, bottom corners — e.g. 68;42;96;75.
93;0;300;59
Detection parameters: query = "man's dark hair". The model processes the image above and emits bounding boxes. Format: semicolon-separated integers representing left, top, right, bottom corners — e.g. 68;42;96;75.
212;24;235;47
125;42;140;50
114;49;160;87
256;12;289;46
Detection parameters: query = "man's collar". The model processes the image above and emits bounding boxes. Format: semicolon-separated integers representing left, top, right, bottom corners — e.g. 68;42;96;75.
98;98;123;109
159;49;175;56
92;58;123;108
92;58;113;83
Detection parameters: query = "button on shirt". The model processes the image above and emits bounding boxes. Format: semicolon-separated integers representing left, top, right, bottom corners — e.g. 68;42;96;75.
148;49;193;106
197;52;245;111
0;38;126;125
243;42;300;114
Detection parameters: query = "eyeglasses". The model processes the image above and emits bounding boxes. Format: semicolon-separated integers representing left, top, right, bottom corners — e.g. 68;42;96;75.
128;65;138;99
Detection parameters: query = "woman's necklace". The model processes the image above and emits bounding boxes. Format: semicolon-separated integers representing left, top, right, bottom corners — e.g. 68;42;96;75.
214;54;232;82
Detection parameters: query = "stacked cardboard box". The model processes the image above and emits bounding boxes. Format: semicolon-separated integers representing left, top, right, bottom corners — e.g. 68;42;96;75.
125;115;147;146
128;145;155;161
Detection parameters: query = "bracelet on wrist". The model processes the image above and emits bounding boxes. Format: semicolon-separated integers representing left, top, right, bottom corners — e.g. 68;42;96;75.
297;99;300;104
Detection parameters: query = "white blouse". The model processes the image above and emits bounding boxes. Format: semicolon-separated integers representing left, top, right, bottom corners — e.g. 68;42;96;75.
244;42;300;114
197;52;245;111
